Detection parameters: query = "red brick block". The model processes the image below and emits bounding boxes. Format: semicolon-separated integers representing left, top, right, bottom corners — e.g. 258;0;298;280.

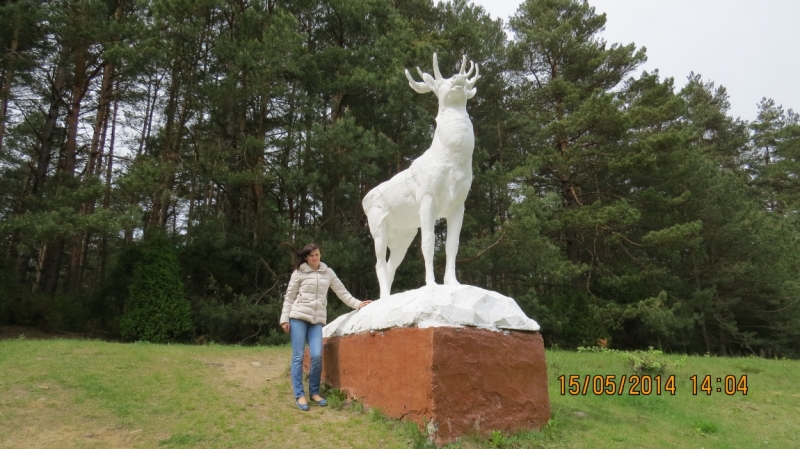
309;326;550;446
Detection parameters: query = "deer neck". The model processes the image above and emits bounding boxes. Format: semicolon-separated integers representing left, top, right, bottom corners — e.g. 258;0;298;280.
432;107;474;160
437;103;469;118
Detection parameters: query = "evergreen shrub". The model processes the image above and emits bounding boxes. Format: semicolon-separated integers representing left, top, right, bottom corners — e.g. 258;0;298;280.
120;236;192;343
617;348;676;375
577;346;687;375
87;245;144;337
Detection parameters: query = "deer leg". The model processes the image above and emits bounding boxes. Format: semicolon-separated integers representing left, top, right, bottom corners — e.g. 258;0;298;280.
386;228;417;289
372;223;391;299
443;205;464;285
419;196;437;286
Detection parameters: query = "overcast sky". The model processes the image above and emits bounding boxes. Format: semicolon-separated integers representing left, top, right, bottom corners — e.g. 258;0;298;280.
444;0;800;122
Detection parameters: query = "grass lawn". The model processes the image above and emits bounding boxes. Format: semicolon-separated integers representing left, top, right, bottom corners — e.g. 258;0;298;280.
1;331;798;448
539;350;800;449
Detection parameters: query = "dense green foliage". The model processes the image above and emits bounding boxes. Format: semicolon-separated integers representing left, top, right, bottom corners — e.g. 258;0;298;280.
117;236;192;342
1;0;799;356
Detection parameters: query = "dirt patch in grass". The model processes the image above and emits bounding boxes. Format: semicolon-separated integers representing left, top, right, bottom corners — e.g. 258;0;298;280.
197;355;288;391
195;349;386;447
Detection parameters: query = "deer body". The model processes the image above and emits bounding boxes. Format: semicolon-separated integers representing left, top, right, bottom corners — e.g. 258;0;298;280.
363;54;480;299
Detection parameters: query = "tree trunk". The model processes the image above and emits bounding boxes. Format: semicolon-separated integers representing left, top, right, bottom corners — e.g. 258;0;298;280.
88;63;113;176
68;0;125;289
33;54;68;196
8;167;33;278
23;52;69;289
59;42;88;291
67;61;114;292
37;239;65;295
147;63;181;232
700;318;712;355
0;29;18;156
61;42;89;294
62;43;88;177
188;172;195;231
561;177;582;265
138;73;162;156
99;82;119;281
49;38;106;293
220;54;244;230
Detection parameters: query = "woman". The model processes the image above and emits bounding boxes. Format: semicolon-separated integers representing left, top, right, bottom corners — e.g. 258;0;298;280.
280;243;371;411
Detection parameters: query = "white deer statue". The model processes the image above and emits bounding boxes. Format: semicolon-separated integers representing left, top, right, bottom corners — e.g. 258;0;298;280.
363;53;480;299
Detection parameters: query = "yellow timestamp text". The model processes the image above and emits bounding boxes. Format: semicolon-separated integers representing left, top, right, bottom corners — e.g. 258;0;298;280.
557;374;749;396
558;374;676;396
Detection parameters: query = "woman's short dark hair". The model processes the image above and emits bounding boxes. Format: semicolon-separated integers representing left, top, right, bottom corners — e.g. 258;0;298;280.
292;243;320;271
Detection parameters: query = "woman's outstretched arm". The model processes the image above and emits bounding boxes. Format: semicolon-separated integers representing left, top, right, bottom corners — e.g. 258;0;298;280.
329;269;371;309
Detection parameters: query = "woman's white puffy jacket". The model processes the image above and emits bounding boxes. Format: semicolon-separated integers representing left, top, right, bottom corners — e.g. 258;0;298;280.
280;262;362;325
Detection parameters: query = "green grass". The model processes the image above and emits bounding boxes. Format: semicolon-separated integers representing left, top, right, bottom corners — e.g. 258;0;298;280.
0;338;409;448
525;349;800;449
1;336;798;448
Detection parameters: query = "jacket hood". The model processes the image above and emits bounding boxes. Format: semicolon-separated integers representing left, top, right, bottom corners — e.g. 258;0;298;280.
299;262;328;273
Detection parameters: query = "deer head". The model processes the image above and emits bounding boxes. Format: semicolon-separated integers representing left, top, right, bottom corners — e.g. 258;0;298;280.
404;53;480;110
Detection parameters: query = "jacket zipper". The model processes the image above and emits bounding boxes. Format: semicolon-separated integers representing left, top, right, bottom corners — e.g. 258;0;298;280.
313;270;319;323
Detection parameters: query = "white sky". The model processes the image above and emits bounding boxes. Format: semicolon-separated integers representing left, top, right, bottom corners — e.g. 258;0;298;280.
446;0;800;122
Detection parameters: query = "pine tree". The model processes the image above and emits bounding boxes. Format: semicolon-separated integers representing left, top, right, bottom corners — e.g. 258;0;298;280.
505;0;649;345
120;236;192;343
751;98;800;217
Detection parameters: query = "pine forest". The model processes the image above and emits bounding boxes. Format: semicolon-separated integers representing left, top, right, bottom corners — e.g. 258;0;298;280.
1;0;799;357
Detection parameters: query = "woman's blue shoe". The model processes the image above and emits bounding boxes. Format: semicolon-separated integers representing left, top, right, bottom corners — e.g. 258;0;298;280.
312;396;328;407
296;399;309;411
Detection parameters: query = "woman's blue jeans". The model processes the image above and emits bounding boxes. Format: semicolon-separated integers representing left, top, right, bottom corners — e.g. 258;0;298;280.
290;318;323;399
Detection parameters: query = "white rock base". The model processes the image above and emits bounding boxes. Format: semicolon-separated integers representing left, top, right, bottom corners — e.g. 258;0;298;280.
324;284;540;338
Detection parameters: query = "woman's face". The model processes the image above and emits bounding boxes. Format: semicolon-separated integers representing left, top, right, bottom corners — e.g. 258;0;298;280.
305;249;321;267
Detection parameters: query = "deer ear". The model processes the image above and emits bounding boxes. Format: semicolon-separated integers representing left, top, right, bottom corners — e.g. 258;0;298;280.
466;88;476;99
422;73;439;97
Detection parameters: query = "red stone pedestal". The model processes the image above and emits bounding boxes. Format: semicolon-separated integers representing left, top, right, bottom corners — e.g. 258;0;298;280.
314;326;550;446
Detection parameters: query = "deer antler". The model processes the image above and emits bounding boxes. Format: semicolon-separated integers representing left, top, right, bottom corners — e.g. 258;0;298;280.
465;61;475;78
433;53;443;81
458;55;468;75
466;62;480;90
405;68;431;93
